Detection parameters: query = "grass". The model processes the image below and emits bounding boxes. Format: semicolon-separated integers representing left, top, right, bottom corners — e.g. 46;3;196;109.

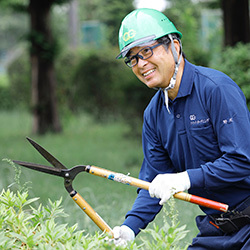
0;110;200;246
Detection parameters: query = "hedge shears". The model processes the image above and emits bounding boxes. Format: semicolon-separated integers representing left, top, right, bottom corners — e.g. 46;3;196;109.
13;137;229;236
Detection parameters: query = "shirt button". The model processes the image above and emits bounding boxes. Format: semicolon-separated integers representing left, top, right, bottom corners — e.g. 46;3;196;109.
176;114;181;119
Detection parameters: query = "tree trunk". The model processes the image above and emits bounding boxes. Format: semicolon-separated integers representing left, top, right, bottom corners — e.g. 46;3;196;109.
222;0;250;46
29;0;61;134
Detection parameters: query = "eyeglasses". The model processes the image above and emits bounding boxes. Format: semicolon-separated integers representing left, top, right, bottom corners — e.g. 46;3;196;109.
124;43;162;68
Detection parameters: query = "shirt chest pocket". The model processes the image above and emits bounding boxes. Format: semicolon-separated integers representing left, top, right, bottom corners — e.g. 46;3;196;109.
189;123;221;162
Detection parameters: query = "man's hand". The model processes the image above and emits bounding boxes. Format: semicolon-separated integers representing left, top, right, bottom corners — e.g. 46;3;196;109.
149;171;191;205
112;225;135;246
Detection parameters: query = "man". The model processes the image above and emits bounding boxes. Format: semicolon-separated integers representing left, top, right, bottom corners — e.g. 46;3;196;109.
113;8;250;249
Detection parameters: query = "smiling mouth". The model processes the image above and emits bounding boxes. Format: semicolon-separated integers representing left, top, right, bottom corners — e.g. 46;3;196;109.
142;69;155;77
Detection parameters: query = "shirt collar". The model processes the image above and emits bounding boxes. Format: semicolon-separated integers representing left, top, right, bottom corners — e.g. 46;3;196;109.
176;59;195;99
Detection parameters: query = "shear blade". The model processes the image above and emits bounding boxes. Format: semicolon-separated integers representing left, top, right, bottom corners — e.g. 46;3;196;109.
13;160;64;177
26;137;67;170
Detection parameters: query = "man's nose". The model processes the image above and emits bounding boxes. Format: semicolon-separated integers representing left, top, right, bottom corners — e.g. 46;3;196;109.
137;57;148;68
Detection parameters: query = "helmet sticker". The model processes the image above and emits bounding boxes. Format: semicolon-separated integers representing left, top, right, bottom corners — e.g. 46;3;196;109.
123;29;136;42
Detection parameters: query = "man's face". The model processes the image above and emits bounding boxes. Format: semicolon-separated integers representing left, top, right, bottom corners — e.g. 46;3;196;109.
129;42;177;89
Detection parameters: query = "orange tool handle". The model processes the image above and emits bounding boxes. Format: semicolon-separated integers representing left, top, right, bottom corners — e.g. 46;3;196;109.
72;192;113;235
172;192;228;212
86;165;229;212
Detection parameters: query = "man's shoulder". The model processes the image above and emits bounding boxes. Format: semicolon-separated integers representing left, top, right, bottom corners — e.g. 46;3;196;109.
193;63;234;87
190;62;245;105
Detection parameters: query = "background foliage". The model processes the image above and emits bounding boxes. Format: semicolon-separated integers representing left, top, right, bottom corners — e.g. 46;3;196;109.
164;0;211;66
0;111;200;248
2;41;250;123
211;42;250;109
78;0;134;45
3;47;156;134
2;0;249;123
0;0;250;248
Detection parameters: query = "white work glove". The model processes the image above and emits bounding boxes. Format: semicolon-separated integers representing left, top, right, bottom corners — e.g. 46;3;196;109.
149;171;191;205
112;225;135;246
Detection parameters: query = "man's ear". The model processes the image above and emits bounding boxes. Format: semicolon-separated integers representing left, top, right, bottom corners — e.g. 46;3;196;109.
173;39;181;55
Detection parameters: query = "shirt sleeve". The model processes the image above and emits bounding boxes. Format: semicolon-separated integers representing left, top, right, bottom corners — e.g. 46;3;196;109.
188;79;250;190
122;107;174;235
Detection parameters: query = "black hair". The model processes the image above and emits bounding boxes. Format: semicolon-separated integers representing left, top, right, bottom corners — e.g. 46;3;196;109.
157;34;186;58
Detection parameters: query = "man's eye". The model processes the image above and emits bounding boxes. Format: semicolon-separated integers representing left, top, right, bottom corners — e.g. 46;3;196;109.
140;48;151;57
142;48;151;53
130;56;137;62
126;56;133;61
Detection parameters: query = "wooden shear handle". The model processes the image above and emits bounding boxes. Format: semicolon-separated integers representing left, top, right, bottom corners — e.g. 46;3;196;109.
87;165;229;213
71;192;113;235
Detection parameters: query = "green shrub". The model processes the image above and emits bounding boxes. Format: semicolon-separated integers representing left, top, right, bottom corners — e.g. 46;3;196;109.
0;188;189;250
211;42;250;109
70;48;121;114
55;48;81;114
0;86;12;110
5;46;155;121
0;74;13;109
56;47;155;122
140;198;189;250
0;159;190;249
0;189;108;250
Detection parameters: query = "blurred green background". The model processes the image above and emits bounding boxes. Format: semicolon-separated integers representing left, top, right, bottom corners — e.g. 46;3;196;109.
0;0;250;246
0;111;201;246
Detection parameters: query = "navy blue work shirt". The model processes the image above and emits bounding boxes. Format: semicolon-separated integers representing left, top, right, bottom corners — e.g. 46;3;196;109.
123;60;250;236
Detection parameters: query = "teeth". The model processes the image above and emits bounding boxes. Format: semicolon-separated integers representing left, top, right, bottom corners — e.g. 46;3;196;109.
143;69;155;77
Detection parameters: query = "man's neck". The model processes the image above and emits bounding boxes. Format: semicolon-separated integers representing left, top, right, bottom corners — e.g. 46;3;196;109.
168;58;185;100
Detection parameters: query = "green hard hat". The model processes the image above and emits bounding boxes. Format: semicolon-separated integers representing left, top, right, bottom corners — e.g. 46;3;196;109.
116;8;182;59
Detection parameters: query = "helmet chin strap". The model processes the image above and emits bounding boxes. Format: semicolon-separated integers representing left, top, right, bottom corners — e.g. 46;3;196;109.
163;34;182;113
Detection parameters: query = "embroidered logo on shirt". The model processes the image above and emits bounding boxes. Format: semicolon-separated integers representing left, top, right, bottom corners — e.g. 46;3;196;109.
189;114;196;121
223;118;233;124
190;114;210;125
